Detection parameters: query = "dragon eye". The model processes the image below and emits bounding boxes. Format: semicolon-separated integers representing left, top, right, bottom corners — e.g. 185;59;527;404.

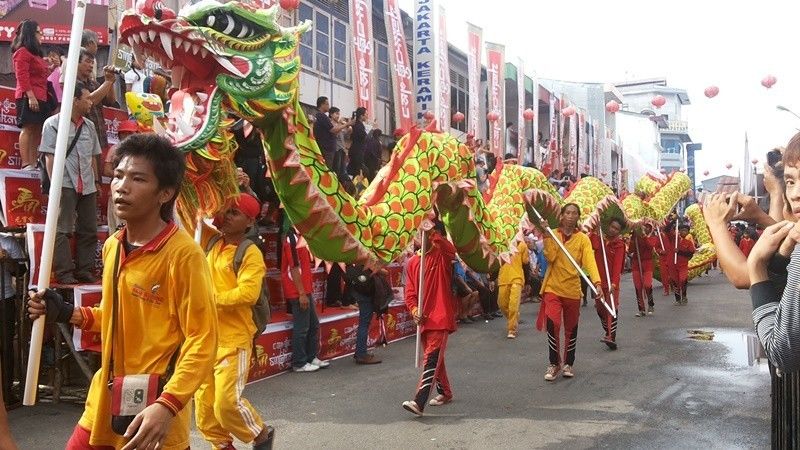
199;11;264;40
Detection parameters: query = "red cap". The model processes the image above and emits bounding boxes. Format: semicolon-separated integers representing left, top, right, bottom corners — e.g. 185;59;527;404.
118;120;139;133
232;193;261;219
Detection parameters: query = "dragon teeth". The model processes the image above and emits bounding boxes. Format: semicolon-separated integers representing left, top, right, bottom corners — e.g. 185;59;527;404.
139;31;148;42
191;44;200;55
183;40;192;53
200;48;208;58
214;55;245;78
196;92;209;102
148;30;157;41
174;37;183;49
159;32;174;60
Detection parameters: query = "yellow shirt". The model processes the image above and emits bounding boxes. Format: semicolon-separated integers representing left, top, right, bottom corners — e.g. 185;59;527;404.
77;223;218;450
497;241;530;285
203;229;266;348
540;228;601;300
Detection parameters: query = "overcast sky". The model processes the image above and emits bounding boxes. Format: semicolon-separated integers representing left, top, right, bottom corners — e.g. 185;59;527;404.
397;0;800;179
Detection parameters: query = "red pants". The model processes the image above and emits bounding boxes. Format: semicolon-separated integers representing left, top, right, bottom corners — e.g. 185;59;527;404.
659;257;674;293
675;263;689;300
632;265;654;312
539;293;581;366
413;330;451;410
595;287;618;342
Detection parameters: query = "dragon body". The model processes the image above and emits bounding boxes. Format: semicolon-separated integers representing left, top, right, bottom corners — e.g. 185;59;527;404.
120;0;715;277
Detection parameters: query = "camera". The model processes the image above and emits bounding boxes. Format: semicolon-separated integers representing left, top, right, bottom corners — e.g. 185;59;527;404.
767;148;782;169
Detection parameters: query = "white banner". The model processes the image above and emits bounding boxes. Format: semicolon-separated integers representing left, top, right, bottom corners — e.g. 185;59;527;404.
516;58;525;161
486;42;505;157
466;23;482;139
349;0;376;120
436;5;450;131
384;0;415;133
413;0;438;122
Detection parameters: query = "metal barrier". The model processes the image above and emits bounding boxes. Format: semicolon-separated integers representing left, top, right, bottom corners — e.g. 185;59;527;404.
772;366;800;449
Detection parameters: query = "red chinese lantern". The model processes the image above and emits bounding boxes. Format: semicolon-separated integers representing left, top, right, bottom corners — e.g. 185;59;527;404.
651;95;666;108
751;158;759;165
561;106;576;117
620;167;628;173
452;111;465;123
702;170;709;176
487;110;500;122
279;0;300;10
704;86;719;98
583;164;590;173
605;100;620;113
725;162;733;170
601;172;607;177
424;110;435;121
523;108;535;121
761;75;777;89
393;128;406;138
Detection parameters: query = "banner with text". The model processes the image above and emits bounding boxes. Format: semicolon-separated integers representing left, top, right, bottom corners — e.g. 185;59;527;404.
413;0;438;122
436;5;450;131
466;23;482;139
384;0;415;133
486;42;505;157
349;0;376;120
516;58;525;161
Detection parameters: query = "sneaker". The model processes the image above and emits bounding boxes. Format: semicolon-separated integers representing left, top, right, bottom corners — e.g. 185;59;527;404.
428;394;452;406
507;333;516;339
647;306;654;315
562;364;575;378
544;364;560;381
293;363;319;373
402;400;423;416
492;311;503;318
310;358;330;368
602;338;618;351
252;426;275;450
635;311;646;317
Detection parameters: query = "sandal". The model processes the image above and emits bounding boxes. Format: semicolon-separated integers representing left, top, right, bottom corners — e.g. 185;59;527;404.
428;394;452;406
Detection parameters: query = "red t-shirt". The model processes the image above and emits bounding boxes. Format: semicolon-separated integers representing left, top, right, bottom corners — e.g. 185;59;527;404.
675;236;696;267
281;231;313;299
590;233;625;287
629;234;658;271
739;237;755;258
13;47;49;101
404;232;457;333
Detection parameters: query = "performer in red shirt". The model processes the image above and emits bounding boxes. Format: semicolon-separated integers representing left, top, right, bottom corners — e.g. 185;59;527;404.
630;225;659;317
658;223;676;296
738;232;756;257
674;223;696;304
590;218;625;350
402;222;457;416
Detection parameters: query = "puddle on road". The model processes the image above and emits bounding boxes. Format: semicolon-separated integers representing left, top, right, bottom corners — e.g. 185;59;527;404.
686;329;769;370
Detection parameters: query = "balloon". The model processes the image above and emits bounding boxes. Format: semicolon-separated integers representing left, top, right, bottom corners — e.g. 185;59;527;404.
703;170;709;176
424;110;435;121
704;86;719;98
605;100;620;113
452;111;465;123
523;108;535;121
651;95;666;108
487;111;500;122
279;0;300;10
725;163;733;169
761;75;777;89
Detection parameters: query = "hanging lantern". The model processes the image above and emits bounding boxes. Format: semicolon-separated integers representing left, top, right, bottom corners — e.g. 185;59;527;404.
583;164;590;173
651;95;666;108
452;111;465;123
523;108;535;121
703;170;709;176
761;75;777;89
561;106;576;117
487;110;500;122
423;110;435;121
601;172;607;177
704;86;719;98
751;158;759;165
725;162;733;169
620;167;628;173
605;100;620;113
279;0;300;10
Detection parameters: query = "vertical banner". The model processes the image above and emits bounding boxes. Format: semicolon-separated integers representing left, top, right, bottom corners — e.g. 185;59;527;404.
548;94;557;169
532;78;539;167
413;0;438;122
516;58;525;162
467;23;482;139
578;111;586;174
384;0;415;133
569;108;577;175
436;5;450;131
486;42;505;157
350;0;376;120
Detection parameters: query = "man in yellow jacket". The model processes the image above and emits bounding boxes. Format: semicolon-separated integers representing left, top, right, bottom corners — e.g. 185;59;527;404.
536;203;601;382
195;192;275;450
29;134;218;450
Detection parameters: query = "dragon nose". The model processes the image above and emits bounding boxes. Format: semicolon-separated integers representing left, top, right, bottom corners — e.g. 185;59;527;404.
137;0;176;21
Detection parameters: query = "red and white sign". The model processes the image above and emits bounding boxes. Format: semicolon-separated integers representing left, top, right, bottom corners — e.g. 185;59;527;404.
0;169;46;226
436;5;450;132
466;24;482;139
249;325;293;380
0;86;19;131
383;0;414;133
26;223;109;287
516;58;526;161
0;23;108;44
486;43;506;157
73;285;102;352
0;130;22;169
349;0;376;120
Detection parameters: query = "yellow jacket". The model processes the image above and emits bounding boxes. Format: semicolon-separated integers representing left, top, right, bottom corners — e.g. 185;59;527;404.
540;228;600;300
202;228;266;348
498;241;530;285
77;223;218;450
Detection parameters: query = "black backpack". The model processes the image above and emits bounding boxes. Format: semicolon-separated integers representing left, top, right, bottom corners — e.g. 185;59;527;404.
344;265;392;315
205;232;271;338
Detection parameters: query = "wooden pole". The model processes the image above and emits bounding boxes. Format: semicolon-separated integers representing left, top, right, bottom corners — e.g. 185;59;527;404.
414;228;427;368
598;226;616;316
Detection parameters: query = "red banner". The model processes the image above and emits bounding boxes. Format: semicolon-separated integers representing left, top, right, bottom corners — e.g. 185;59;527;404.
26;223;109;287
384;0;414;133
249;326;293;380
436;5;450;132
0;130;22;169
486;43;505;157
0;85;19;131
73;286;102;352
0;0;109;44
0;170;46;226
467;24;482;139
349;0;376;120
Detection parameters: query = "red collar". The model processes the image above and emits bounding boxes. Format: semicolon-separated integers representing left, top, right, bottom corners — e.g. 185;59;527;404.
71;116;84;127
115;222;178;260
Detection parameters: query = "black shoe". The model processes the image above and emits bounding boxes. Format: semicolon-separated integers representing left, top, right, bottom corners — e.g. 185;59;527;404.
492;311;503;318
253;426;275;450
55;274;79;285
602;338;618;351
483;313;494;320
74;272;99;283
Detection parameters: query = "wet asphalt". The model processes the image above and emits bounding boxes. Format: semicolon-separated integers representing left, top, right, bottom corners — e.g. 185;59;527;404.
8;269;770;449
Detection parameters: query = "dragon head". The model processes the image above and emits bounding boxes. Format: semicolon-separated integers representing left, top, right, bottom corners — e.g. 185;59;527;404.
119;0;309;154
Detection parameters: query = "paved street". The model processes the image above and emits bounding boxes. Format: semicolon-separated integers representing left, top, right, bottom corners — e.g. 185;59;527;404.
8;270;771;449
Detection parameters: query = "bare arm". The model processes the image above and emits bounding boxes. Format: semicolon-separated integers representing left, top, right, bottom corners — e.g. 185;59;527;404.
704;193;749;288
